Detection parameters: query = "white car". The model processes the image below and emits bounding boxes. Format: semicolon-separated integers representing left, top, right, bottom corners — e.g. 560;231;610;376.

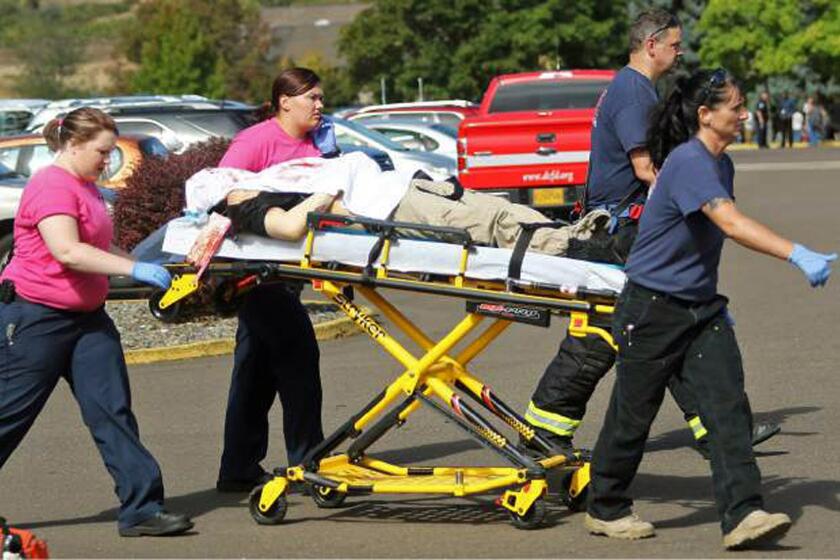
362;121;458;159
0;162;26;269
333;117;457;179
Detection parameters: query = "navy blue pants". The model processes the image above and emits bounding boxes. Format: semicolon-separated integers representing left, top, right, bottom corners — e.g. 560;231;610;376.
218;283;324;481
0;300;164;529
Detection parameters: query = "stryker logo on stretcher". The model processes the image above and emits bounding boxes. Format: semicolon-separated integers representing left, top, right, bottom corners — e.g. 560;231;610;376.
334;293;386;341
522;170;575;183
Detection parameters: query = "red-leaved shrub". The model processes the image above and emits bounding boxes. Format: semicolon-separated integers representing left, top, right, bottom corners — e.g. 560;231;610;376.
114;137;232;251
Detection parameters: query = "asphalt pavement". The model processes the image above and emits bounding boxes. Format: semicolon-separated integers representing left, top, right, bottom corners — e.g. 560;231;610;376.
2;147;839;558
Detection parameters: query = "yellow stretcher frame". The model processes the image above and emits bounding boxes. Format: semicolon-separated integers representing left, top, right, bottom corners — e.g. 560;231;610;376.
155;214;618;529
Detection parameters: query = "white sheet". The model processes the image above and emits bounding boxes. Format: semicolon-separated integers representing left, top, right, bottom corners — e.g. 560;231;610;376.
162;217;626;295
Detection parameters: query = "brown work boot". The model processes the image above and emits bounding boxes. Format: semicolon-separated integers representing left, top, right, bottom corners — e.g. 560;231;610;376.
584;512;655;540
723;510;791;550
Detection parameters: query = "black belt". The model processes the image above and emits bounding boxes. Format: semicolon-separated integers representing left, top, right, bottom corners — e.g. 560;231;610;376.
626;280;708;309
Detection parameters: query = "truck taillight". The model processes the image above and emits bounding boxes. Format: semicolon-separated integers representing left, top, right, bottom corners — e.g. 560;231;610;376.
457;136;468;172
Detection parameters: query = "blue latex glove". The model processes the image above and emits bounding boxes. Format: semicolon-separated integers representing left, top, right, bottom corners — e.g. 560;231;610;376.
788;243;837;287
132;262;172;290
312;116;337;155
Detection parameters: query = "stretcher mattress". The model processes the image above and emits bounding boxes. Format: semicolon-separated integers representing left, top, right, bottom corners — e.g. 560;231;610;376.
162;218;627;294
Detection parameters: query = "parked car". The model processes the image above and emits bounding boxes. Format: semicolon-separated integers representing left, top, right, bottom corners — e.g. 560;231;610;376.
333;117;456;179
0;99;49;136
458;70;615;217
0;162;26;269
346;100;479;128
27;96;258;153
363;121;458;159
0;134;168;190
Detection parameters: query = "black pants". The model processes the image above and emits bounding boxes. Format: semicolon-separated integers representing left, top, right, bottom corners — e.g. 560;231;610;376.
588;282;762;533
0;301;164;529
780;117;794;147
527;221;701;437
218;283;324;480
756;123;768;148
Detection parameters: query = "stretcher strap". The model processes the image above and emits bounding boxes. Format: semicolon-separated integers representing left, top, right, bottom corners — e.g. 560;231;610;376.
507;221;569;284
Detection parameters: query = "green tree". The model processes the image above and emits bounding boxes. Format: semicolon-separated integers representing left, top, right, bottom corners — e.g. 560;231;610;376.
338;0;628;103
121;0;275;102
9;7;85;98
698;0;840;90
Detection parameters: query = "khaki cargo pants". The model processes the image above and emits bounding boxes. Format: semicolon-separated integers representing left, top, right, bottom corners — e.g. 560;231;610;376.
391;180;608;256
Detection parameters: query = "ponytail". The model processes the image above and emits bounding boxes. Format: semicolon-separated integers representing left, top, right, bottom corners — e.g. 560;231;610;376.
647;78;690;169
646;69;739;168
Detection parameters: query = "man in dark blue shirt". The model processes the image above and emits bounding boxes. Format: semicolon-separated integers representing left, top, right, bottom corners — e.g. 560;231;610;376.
778;92;797;148
522;9;778;460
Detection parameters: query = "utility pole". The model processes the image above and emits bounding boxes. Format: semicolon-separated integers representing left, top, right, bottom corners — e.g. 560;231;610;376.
417;77;424;101
380;77;387;104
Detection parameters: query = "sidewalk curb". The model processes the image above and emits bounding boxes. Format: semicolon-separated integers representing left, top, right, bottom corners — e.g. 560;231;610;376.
125;310;364;366
728;140;840;151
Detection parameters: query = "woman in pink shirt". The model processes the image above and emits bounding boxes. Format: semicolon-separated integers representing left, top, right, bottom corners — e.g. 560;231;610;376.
214;68;334;493
0;108;192;537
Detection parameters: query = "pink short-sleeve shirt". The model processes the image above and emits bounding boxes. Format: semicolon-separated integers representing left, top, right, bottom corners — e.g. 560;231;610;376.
219;118;321;172
1;166;113;311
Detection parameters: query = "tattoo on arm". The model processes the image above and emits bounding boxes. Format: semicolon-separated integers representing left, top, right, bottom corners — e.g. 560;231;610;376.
705;197;732;211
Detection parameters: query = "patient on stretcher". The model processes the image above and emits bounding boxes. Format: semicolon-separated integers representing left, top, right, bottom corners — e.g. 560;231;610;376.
185;151;611;258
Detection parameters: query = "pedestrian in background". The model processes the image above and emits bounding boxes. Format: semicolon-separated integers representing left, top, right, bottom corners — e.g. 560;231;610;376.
754;91;770;148
779;91;797;148
0;108;193;537
792;109;804;144
807;95;827;147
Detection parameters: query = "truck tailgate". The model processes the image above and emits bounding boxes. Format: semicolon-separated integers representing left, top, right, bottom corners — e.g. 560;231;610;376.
459;110;593;196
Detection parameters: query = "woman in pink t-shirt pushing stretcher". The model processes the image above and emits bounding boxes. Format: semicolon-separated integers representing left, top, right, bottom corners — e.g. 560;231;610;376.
0;108;192;537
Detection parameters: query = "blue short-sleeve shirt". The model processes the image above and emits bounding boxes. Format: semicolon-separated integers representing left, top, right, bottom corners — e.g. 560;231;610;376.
587;66;658;209
624;138;735;301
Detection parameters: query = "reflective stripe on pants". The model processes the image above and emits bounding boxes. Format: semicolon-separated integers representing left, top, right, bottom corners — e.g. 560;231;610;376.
525;400;581;437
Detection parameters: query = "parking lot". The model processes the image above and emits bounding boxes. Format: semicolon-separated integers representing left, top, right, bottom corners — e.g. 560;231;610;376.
1;147;838;557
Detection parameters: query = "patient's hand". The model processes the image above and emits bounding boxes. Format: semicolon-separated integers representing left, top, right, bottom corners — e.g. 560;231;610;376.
226;189;260;205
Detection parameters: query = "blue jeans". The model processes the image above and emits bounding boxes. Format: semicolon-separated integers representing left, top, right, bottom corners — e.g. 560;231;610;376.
0;300;164;528
588;282;763;534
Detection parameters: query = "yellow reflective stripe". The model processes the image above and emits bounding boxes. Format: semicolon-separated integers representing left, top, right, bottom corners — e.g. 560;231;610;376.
525;401;580;437
687;416;708;440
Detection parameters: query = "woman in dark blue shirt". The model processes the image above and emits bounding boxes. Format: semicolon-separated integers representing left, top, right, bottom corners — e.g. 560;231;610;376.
584;69;835;550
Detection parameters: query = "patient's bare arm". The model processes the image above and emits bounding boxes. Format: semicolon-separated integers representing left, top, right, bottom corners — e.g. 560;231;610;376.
264;192;338;240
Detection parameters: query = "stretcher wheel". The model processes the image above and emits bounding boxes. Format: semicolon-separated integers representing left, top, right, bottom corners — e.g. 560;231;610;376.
148;290;182;323
508;497;546;530
561;471;589;512
310;484;347;509
248;485;288;525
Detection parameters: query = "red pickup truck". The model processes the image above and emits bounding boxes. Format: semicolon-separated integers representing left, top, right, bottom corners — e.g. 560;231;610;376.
457;70;615;217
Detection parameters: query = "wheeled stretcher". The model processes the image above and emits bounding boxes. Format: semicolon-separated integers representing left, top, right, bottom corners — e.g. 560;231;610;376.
157;213;625;529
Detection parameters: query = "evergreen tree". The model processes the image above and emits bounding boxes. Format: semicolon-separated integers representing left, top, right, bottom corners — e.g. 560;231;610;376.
121;0;274;102
338;0;628;103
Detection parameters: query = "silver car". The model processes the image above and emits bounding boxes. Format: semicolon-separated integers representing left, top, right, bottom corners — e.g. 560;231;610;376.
332;117;457;179
362;121;458;160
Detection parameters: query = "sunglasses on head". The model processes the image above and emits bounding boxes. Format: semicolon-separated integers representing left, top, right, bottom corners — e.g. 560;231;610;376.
700;68;728;103
646;17;680;40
